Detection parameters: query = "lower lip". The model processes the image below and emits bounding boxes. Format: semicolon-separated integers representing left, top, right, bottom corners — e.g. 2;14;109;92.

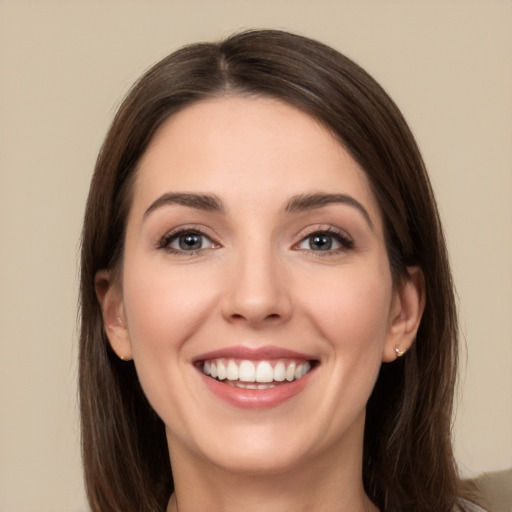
199;369;314;410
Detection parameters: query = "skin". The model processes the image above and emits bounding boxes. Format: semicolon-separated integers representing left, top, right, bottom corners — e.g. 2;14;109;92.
97;96;424;512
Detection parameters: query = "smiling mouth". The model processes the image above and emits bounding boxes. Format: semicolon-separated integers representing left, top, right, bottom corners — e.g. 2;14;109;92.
199;358;316;389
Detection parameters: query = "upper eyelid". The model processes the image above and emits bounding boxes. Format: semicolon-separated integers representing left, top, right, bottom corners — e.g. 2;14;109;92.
294;224;353;242
165;229;213;242
292;225;355;251
156;225;220;248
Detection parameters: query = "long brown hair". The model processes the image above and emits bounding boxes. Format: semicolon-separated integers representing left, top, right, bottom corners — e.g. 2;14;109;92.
80;29;464;511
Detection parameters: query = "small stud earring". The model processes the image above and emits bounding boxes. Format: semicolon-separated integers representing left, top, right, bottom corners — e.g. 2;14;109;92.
394;345;406;358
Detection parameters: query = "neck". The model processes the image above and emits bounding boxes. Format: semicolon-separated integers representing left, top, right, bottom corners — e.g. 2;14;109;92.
166;425;378;512
167;469;377;512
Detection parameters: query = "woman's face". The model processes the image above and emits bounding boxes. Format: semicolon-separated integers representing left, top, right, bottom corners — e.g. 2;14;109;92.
101;96;420;476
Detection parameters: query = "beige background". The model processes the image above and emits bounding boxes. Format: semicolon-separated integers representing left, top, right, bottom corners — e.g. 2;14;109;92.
0;1;511;511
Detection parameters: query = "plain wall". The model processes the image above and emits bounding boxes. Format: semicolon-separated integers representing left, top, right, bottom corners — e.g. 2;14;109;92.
0;1;511;510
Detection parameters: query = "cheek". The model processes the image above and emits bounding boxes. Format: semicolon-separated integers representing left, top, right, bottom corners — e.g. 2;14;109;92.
299;263;393;352
119;260;222;432
121;261;218;359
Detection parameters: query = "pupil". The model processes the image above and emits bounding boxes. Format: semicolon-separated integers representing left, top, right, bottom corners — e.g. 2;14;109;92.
311;235;332;250
179;234;201;250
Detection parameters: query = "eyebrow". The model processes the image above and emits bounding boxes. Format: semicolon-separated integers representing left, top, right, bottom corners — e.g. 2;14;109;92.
143;191;373;229
285;193;373;229
143;192;224;218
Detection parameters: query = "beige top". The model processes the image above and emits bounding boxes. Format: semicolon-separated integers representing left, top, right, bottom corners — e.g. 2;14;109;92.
460;500;488;512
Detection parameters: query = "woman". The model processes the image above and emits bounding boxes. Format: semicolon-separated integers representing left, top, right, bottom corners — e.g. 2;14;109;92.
80;29;482;512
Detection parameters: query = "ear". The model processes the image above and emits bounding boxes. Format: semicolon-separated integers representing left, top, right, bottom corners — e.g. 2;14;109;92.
95;269;133;361
382;266;426;362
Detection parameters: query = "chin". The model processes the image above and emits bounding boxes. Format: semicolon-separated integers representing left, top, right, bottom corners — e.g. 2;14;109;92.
203;440;311;477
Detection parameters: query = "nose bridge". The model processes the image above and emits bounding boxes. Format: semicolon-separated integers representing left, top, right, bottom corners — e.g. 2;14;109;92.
222;234;291;326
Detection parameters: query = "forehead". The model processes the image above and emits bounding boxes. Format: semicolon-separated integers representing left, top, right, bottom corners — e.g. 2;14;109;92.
133;96;380;220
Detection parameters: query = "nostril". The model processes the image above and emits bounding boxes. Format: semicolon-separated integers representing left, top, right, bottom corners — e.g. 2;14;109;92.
228;312;282;323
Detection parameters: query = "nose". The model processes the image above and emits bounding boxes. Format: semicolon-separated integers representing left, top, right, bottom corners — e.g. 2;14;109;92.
221;245;292;328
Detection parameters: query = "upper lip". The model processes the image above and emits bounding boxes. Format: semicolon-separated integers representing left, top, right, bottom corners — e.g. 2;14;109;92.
194;345;315;363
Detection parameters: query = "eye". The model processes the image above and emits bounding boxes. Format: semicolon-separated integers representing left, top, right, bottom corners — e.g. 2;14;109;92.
160;229;217;254
296;229;353;253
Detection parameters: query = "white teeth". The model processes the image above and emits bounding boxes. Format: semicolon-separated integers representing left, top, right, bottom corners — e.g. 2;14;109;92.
217;361;227;380
226;360;238;381
238;360;256;382
256;361;274;383
239;382;258;389
202;358;313;384
285;362;296;382
231;382;276;390
273;361;286;382
236;382;258;389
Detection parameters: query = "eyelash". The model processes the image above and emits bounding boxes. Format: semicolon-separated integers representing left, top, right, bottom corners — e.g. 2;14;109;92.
294;227;354;255
157;227;218;255
157;226;354;256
